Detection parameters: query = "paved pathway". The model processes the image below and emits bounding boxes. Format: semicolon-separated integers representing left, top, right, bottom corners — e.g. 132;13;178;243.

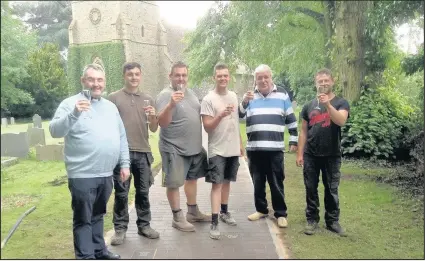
106;130;289;259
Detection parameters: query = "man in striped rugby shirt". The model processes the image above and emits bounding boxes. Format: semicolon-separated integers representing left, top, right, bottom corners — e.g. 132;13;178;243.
239;64;298;228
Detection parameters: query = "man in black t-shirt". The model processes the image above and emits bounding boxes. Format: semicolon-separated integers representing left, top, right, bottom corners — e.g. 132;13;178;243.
296;68;350;237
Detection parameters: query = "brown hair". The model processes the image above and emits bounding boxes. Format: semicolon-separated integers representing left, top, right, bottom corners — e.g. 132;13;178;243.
170;61;188;75
213;62;229;75
315;68;333;79
122;62;142;75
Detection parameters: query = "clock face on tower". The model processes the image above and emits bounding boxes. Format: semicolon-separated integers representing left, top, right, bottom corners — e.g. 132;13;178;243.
89;8;101;25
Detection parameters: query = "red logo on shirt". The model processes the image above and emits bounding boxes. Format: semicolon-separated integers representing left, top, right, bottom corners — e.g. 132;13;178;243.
309;110;331;127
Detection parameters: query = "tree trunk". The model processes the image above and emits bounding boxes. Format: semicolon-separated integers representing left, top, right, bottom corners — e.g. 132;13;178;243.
333;1;371;102
323;0;335;69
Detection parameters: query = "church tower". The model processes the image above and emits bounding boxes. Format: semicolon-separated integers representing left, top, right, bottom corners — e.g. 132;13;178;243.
68;1;172;96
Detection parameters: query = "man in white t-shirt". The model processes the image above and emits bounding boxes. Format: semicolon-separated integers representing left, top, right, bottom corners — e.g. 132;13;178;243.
200;63;244;240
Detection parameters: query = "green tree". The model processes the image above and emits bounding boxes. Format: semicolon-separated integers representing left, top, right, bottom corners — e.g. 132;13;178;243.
12;1;72;53
185;1;423;103
11;43;69;118
1;1;37;113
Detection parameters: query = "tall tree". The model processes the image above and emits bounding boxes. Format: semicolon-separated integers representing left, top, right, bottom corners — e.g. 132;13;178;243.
12;1;72;53
332;1;372;102
185;1;423;103
1;1;37;113
12;43;69;118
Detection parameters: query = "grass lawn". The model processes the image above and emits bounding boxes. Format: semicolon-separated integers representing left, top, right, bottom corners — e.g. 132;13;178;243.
0;121;160;259
1;121;64;145
1;120;423;259
240;122;424;259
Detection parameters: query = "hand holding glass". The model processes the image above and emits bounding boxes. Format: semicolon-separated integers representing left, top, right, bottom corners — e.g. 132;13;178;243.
143;100;151;124
227;104;234;118
315;86;326;109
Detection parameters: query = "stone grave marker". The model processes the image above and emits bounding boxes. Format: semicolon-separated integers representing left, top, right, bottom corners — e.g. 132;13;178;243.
35;144;64;161
1;132;29;158
32;114;42;128
1;118;8;128
28;127;46;147
10;117;15;125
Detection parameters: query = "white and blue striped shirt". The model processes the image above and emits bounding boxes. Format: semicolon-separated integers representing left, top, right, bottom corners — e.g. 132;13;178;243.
239;85;298;151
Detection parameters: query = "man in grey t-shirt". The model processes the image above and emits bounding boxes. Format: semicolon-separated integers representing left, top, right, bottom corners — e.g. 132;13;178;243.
156;61;211;232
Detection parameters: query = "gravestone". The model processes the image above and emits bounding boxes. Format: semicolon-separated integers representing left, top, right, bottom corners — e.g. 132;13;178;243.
10;117;15;125
32;114;42;128
1;118;8;128
292;101;297;111
35;144;64;161
28;127;46;147
1;132;29;158
27;123;33;131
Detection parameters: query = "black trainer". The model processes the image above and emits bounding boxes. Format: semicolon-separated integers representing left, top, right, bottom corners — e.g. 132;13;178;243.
304;221;319;235
326;222;347;237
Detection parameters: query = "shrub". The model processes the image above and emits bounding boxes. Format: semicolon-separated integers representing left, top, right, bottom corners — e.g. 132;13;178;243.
341;70;417;159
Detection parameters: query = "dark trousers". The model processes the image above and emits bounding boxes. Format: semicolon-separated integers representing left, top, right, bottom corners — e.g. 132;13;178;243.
113;152;154;232
247;150;287;218
303;153;341;225
68;176;113;259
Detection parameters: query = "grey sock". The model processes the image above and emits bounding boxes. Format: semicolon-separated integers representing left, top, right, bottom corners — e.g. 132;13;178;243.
187;204;197;214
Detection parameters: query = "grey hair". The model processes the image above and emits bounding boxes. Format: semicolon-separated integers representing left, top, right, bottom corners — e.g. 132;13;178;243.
82;63;105;78
254;64;273;77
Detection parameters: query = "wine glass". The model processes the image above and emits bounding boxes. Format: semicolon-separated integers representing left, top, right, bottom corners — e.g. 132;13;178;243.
174;84;184;108
227;103;234;119
315;86;325;110
175;84;183;92
143;100;150;124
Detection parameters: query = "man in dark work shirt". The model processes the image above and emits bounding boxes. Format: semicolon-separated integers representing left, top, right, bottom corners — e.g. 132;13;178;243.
296;68;350;237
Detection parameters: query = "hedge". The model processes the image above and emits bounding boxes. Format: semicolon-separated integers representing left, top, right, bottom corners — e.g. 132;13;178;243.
67;42;126;95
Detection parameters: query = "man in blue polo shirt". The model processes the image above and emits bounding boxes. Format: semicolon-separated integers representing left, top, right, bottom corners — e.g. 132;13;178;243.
239;64;298;228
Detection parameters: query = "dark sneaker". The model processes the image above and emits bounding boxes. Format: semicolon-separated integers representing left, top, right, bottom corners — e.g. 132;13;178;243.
209;223;220;240
326;222;347;237
219;212;237;226
304;221;318;235
138;225;160;239
110;231;126;245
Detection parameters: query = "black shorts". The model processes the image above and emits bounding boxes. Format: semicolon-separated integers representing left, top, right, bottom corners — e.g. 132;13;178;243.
206;155;240;184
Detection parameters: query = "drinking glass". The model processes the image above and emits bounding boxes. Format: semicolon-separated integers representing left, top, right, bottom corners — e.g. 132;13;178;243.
227;103;234;119
143;100;150;124
315;86;325;110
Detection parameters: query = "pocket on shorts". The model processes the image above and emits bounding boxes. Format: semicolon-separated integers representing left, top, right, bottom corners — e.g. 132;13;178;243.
206;161;220;183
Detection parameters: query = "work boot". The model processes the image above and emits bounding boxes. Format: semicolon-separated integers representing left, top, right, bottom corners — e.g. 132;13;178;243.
110;231;126;246
186;204;212;223
209;223;220;240
172;210;195;232
138;225;160;239
247;212;268;221
219;212;237;226
326;222;347;237
277;217;288;228
304;221;319;235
